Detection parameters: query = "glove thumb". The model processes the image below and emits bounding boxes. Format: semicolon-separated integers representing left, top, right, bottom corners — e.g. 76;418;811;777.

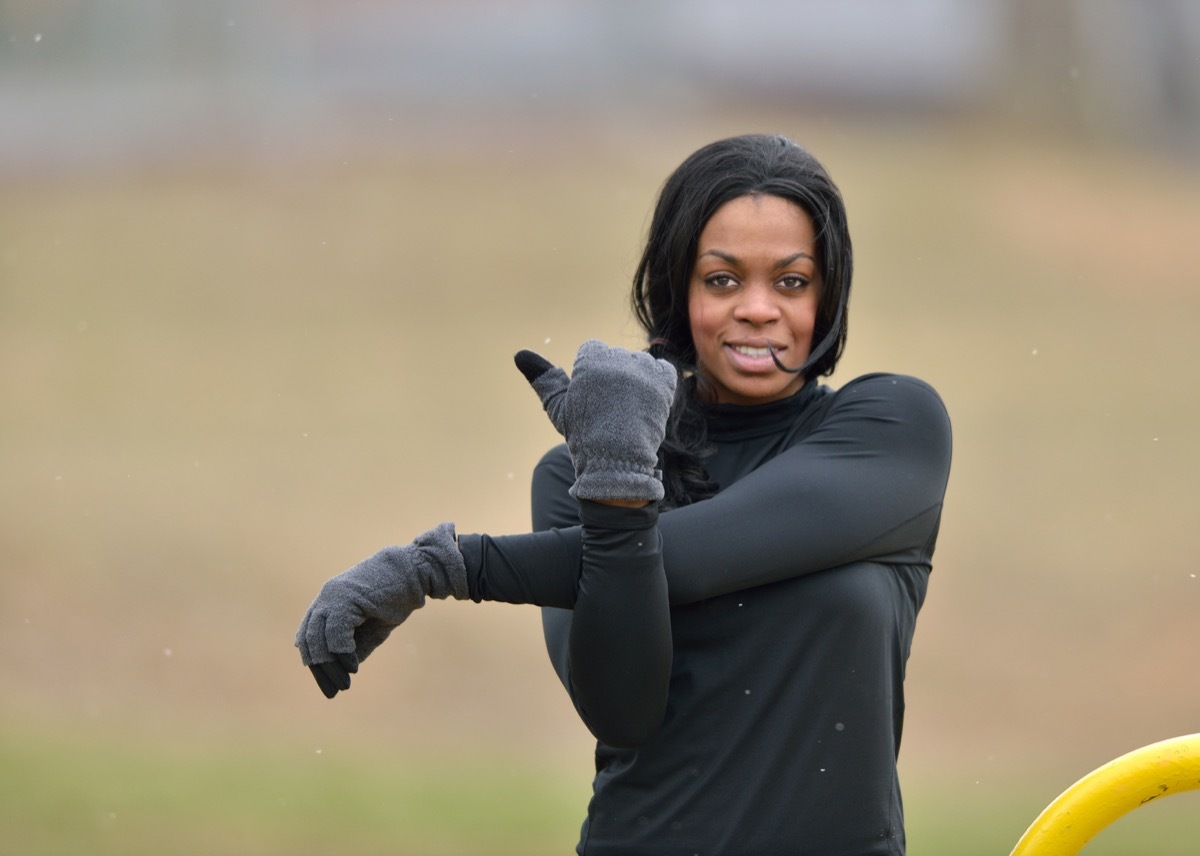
514;349;554;384
514;349;569;435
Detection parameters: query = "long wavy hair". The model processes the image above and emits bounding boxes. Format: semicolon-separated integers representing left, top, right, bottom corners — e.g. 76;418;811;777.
632;134;854;508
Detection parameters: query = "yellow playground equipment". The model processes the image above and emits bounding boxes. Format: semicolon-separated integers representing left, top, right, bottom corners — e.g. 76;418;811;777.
1010;733;1200;855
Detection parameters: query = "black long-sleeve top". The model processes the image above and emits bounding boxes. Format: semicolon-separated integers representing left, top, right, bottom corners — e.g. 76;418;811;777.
459;373;952;855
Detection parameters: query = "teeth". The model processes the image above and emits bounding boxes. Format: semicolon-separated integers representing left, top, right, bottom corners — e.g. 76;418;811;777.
732;345;771;357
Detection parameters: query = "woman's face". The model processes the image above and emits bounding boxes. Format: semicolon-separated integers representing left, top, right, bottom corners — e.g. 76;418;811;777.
688;194;822;406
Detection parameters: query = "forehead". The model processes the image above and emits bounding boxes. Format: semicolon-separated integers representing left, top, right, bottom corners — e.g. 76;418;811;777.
698;194;815;249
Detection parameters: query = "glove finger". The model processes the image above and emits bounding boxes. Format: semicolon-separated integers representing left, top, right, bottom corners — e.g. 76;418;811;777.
301;611;332;666
353;621;394;663
319;605;359;658
336;651;359;675
320;658;353;691
295;610;314;664
513;349;554;383
655;357;679;394
309;663;341;699
574;339;611;364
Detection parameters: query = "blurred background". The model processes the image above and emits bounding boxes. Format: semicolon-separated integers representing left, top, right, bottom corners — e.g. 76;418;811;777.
2;1;1199;853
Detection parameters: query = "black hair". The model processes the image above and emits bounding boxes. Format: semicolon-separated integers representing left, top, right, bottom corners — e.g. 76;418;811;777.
631;134;854;508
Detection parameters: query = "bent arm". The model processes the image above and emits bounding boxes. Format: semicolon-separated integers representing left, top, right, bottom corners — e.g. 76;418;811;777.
460;482;671;747
660;375;951;601
467;375;952;605
564;501;670;747
461;375;950;742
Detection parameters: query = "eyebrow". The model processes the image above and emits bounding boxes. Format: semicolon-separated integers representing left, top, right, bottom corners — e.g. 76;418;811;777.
698;249;815;269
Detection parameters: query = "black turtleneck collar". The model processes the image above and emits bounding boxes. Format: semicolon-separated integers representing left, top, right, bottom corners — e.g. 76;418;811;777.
699;381;826;442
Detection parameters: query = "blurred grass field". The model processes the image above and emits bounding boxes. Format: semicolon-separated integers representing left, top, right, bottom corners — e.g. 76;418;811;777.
3;111;1200;853
2;726;1197;856
0;723;587;855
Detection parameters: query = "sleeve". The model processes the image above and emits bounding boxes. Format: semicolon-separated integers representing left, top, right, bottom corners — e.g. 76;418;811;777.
657;374;952;603
463;375;951;605
459;376;950;740
462;443;672;748
528;447;584;714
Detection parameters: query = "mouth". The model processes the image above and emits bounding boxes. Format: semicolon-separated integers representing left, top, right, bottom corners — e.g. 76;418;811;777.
729;344;774;358
724;341;785;371
727;341;785;358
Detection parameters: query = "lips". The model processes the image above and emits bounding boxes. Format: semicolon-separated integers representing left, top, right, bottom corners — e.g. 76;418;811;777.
730;344;772;358
724;342;783;371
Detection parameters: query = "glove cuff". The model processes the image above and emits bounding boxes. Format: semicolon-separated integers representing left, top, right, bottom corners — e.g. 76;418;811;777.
569;465;665;503
413;521;470;601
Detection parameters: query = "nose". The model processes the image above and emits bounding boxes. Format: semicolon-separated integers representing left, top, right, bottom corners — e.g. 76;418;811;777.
732;282;782;325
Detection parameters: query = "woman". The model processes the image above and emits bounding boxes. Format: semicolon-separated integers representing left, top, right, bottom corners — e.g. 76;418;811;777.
296;134;952;855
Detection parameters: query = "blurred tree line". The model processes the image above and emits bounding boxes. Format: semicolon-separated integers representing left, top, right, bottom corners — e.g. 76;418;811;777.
1;0;1198;170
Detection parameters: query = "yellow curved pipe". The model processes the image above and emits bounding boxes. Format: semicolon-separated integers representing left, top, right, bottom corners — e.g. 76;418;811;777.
1010;733;1200;855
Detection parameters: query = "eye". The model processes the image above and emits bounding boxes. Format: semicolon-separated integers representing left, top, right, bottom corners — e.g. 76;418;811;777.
778;274;810;291
705;274;738;290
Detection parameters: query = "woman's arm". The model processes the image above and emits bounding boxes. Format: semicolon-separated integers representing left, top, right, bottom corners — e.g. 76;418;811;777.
466;374;952;606
461;374;949;744
660;374;951;602
496;342;676;747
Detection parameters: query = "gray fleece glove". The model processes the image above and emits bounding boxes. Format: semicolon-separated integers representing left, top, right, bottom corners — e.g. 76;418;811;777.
295;521;468;698
514;339;676;502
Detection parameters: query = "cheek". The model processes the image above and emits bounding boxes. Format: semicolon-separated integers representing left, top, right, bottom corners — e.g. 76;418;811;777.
797;294;821;337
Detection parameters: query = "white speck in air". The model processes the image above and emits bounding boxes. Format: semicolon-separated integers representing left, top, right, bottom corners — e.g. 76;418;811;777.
744;689;751;695
544;337;552;344
506;472;514;480
163;648;173;658
315;749;323;755
835;722;845;731
34;33;42;42
1031;348;1038;356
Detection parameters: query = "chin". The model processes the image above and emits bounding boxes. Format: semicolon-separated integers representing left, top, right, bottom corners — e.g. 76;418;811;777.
725;379;803;406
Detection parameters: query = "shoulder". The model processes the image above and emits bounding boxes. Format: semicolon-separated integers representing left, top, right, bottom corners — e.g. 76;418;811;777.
833;372;944;400
824;373;952;457
830;373;950;423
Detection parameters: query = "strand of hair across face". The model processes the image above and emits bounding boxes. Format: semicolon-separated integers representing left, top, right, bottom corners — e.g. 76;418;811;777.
767;281;849;376
767;343;805;374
